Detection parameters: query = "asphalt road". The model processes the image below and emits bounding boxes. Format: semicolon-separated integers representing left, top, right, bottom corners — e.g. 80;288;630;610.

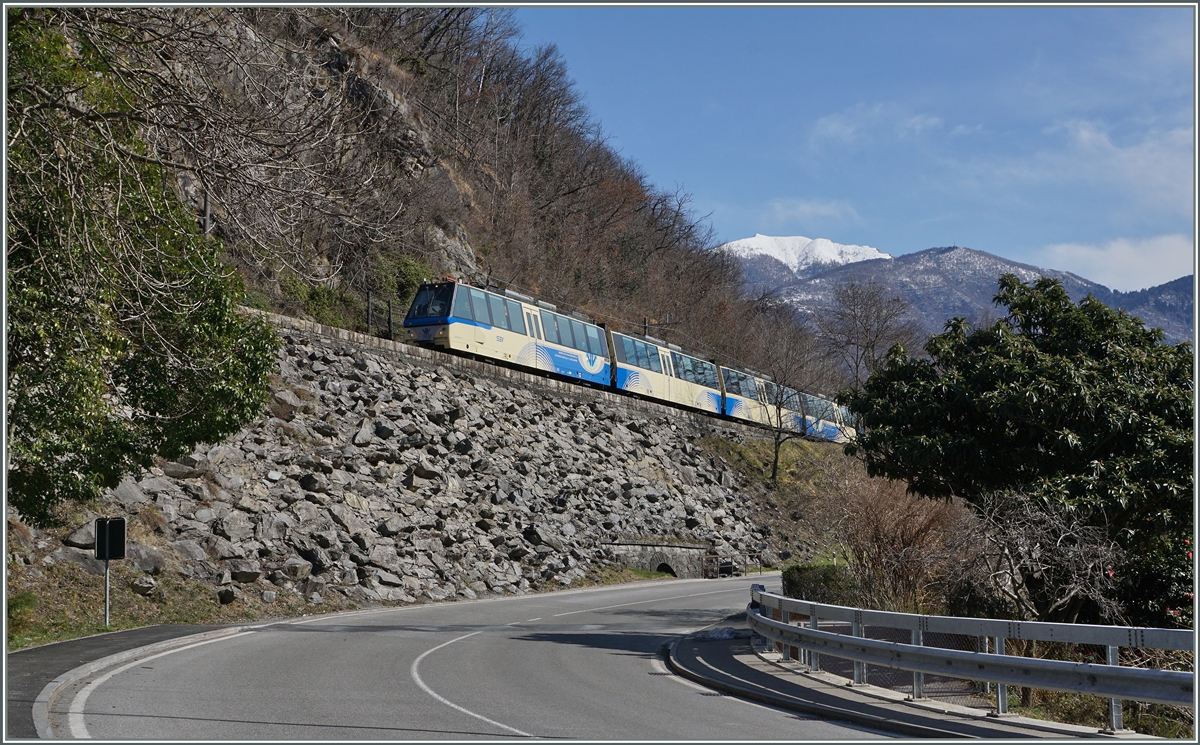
45;575;898;740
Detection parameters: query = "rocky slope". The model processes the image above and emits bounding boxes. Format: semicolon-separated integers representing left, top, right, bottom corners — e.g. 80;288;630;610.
11;317;776;610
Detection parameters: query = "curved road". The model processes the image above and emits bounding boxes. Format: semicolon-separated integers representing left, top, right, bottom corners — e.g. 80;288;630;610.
47;575;894;739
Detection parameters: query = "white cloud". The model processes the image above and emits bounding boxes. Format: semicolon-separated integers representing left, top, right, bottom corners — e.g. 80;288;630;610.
810;102;943;149
763;198;859;227
811;109;870;147
1043;234;1195;291
896;114;943;138
1064;121;1193;217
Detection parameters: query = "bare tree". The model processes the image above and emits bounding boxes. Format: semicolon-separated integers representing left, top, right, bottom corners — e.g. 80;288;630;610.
971;491;1124;626
816;280;925;389
745;301;840;482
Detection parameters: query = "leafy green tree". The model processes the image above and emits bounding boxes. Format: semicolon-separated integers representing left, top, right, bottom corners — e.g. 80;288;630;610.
6;9;278;526
841;274;1193;626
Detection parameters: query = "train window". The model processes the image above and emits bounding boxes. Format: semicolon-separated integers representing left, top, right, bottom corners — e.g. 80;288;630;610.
670;352;692;383
569;319;588;352
487;293;510;331
406;284;454;319
634;340;650;368
784;387;801;409
585;325;604;356
618;336;635;365
802;394;835;422
722;369;745;397
533;314;543;341
647;347;662;373
452;286;473;320
506;300;527;335
468;287;491;325
539;310;560;345
697;360;718;389
763;381;777;406
550;314;569;347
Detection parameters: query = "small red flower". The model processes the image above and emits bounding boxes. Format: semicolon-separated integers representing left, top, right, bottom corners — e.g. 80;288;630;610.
1106;569;1114;577
1188;551;1193;559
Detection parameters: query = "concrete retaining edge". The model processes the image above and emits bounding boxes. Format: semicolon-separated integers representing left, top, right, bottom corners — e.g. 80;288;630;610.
743;636;1131;740
664;634;966;739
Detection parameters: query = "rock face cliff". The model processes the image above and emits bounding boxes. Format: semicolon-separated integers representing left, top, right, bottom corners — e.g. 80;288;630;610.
22;316;774;608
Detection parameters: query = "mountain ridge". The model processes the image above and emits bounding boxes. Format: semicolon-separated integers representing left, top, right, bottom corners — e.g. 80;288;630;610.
719;236;1193;345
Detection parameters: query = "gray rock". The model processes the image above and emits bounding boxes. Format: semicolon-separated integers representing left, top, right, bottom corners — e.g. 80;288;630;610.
172;539;208;561
257;513;294;541
137;477;178;495
130;575;158;596
161;462;196;479
217;586;240;604
214;473;245;491
203;535;246;560
378;516;408;536
328;503;368;537
229;559;263;583
299;472;329;493
127;542;165;575
46;547;106;575
281;557;313;580
216;512;255;542
353;418;375;446
113;478;149;506
367;544;402;573
63;521;96;549
262;590;278;603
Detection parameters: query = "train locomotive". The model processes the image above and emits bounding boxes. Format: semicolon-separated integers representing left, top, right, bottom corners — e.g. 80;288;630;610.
402;280;855;443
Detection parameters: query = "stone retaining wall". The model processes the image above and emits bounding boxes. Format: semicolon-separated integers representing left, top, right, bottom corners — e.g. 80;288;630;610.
18;311;776;609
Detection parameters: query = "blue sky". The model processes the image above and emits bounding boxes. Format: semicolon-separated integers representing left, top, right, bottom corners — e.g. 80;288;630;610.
515;6;1195;292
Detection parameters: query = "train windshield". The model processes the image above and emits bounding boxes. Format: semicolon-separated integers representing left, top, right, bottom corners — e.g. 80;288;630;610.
406;284;455;320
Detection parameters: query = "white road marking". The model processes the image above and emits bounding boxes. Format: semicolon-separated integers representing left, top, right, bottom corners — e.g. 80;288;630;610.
65;632;254;739
410;631;533;738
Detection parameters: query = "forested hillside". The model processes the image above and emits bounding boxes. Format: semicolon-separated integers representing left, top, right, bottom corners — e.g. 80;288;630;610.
9;7;763;359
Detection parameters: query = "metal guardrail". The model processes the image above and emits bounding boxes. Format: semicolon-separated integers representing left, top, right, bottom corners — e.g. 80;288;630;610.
747;587;1194;729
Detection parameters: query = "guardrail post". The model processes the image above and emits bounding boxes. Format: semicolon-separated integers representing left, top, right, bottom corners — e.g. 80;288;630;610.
809;608;820;672
910;627;924;699
994;636;1008;715
979;636;991;695
1106;645;1123;732
781;610;792;660
852;610;864;685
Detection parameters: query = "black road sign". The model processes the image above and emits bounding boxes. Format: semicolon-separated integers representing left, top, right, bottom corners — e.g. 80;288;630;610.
94;517;126;561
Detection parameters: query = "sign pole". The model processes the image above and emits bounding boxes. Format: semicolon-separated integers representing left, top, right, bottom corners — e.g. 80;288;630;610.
104;557;111;628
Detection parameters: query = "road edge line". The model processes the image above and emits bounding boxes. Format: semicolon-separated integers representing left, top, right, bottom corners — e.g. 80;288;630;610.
32;626;246;738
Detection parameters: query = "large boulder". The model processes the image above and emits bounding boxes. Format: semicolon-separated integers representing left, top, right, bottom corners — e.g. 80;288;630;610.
127;542;166;575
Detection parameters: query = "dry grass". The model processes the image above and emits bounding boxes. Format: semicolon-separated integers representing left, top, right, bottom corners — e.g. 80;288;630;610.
5;552;329;651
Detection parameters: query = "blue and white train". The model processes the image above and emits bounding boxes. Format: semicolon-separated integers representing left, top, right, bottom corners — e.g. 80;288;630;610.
402;280;855;443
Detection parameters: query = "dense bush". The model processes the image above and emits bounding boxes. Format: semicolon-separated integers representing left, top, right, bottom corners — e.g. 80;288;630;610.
781;563;857;606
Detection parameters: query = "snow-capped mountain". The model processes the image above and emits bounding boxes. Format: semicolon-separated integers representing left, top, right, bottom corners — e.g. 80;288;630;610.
719;234;891;286
720;237;1193;345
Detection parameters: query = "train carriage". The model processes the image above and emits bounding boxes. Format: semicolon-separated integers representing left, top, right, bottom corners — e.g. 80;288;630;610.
403;281;610;386
610;333;722;414
402;280;855;444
